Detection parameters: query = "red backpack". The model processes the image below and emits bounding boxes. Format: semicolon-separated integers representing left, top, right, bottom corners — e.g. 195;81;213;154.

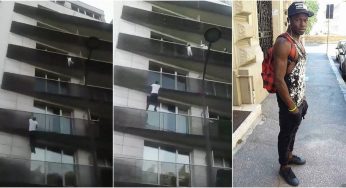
261;32;297;93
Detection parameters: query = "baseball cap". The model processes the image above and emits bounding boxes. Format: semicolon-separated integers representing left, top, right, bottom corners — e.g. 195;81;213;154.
288;2;314;17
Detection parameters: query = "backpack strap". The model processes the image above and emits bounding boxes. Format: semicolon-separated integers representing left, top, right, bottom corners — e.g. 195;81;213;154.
278;32;297;62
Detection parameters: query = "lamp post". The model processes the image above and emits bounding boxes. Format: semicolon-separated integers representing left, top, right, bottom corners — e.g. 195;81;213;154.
202;28;221;186
85;36;101;185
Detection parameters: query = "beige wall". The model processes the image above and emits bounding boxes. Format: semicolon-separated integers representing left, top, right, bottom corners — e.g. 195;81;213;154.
232;0;291;106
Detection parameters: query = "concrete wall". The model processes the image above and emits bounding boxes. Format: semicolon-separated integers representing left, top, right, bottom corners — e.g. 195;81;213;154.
232;0;291;106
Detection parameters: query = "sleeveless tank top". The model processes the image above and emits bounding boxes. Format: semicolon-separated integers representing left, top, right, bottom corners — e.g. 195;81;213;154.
284;36;307;107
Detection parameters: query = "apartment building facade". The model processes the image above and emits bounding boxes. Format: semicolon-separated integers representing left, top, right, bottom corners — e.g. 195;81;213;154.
113;1;232;187
0;1;112;186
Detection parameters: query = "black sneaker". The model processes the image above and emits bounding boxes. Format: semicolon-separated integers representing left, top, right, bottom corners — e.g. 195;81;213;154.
288;155;306;165
279;167;299;186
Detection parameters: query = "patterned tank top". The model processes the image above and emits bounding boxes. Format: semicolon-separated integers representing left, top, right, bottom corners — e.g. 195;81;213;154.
284;36;307;107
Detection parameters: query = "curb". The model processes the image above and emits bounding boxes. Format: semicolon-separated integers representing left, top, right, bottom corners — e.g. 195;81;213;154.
327;56;346;102
232;104;261;151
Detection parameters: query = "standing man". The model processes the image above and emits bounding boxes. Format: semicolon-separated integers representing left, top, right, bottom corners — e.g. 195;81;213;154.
146;81;161;111
273;2;312;186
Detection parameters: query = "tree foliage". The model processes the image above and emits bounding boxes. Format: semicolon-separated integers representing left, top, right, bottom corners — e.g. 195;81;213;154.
305;0;319;35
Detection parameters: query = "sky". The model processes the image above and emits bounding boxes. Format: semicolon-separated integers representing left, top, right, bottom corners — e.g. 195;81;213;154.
79;0;113;23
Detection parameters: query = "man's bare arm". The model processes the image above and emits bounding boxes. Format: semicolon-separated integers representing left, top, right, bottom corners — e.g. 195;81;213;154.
273;38;298;113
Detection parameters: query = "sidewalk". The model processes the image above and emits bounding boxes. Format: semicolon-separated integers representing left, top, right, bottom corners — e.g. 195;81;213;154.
233;44;346;187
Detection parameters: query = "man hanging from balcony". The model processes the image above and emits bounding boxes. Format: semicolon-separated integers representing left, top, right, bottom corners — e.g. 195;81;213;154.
29;116;38;153
187;43;193;56
146;81;161;111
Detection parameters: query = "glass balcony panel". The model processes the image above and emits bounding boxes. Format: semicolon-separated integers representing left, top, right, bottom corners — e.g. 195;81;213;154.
214;82;228;98
59;82;69;95
177;74;187;91
159;162;176;186
162;73;175;90
60;116;71;134
61;163;76;186
141;160;159;185
205;81;216;96
47;80;59;94
35;78;46;92
177;164;190;186
161;112;176;132
176;114;188;134
146;111;160;130
51;115;61;133
29;160;46;185
114;158;231;187
46;162;63;186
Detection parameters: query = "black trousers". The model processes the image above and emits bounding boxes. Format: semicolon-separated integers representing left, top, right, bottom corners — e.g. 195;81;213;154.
276;94;308;165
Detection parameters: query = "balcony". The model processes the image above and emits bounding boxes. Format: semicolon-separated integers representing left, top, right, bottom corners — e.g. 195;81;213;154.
1;72;112;118
10;21;112;63
114;66;231;117
149;1;231;28
116;33;231;82
114;157;231;187
121;6;231;51
6;44;112;88
13;3;112;42
0;157;112;187
114;106;231;151
0;107;112;151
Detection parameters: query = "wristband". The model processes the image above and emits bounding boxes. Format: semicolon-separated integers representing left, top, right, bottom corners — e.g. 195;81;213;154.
288;105;297;112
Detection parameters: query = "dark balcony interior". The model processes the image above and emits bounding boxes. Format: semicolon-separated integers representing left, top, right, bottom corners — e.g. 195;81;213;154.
1;72;112;118
10;21;112;63
0;157;112;187
7;44;112;88
114;106;231;151
149;1;231;28
114;157;231;187
121;6;231;52
116;33;231;83
113;66;231;117
13;3;112;42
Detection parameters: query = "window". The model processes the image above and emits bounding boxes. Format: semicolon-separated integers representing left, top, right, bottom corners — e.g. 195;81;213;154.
142;143;190;186
33;101;72;134
148;61;187;91
212;151;231;168
35;69;70;96
31;146;75;186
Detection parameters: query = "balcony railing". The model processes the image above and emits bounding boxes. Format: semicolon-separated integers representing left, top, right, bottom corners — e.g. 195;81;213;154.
0;157;112;187
32;112;97;137
13;3;112;41
114;157;231;187
114;106;231;140
0;107;98;137
6;44;112;89
2;72;112;104
114;65;231;99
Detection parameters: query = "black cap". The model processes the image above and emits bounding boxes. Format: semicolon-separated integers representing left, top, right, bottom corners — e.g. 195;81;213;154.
288;2;314;17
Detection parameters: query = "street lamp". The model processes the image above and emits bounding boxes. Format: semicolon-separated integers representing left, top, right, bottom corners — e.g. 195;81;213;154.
85;36;101;185
202;27;221;186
